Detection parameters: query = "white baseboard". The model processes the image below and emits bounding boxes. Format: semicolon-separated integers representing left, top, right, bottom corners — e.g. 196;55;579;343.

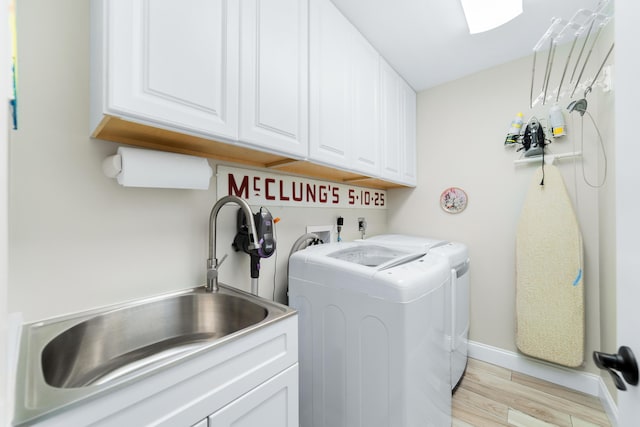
598;376;619;427
467;340;618;426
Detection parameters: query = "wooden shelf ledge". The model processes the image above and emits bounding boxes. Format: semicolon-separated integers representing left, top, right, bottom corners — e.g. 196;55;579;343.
93;115;409;189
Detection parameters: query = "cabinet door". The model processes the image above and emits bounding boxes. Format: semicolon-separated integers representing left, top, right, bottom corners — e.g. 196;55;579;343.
208;365;298;427
401;80;417;185
350;31;380;176
239;0;308;158
379;59;417;186
379;59;403;182
309;0;352;167
106;0;238;140
310;0;381;174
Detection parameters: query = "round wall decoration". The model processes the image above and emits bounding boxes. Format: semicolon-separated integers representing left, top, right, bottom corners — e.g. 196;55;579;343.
440;187;468;214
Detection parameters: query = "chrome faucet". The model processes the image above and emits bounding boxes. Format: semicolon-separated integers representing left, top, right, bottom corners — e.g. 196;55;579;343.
207;195;261;292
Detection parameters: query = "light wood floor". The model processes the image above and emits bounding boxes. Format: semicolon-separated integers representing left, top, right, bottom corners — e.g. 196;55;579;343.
452;358;611;427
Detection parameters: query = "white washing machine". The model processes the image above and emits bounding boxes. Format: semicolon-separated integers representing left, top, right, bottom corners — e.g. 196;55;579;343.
289;242;452;427
366;234;470;389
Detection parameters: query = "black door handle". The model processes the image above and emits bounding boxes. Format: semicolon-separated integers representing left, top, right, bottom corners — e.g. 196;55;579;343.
593;346;639;391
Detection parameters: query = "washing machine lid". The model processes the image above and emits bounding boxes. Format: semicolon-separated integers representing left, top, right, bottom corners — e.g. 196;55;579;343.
327;245;425;270
288;242;451;302
364;234;448;252
367;234;469;270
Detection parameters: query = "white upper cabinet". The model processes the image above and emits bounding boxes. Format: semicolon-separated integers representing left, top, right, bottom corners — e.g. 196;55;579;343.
98;0;239;140
380;58;417;186
402;82;417;185
92;0;416;187
380;59;402;182
351;31;381;177
309;0;352;167
309;0;380;176
238;0;309;157
93;0;308;158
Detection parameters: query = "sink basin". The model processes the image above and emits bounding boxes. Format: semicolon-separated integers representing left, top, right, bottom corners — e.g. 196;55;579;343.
13;285;296;425
42;292;268;388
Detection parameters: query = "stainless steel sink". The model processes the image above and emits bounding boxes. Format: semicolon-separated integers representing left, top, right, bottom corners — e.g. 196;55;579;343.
41;291;268;388
13;285;296;425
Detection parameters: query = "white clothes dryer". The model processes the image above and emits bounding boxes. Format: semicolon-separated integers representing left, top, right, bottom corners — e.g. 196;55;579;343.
366;234;470;389
289;242;452;427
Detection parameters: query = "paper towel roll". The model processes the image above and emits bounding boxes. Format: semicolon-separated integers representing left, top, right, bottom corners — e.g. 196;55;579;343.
111;147;213;190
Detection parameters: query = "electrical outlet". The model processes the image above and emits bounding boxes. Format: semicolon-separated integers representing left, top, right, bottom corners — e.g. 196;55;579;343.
358;217;366;232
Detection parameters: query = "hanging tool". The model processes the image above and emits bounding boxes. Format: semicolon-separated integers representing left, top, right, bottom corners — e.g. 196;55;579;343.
518;117;549;185
554;9;592;103
232;207;276;293
529;1;612;107
520;117;546;158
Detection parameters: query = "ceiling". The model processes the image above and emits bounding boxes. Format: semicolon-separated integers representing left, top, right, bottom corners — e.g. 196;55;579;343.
331;0;602;91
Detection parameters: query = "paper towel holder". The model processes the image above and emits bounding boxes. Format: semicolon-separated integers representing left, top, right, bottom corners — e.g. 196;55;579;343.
101;147;213;190
102;154;123;178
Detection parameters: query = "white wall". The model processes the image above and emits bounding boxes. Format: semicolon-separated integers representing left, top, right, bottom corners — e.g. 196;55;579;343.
594;26;618;400
1;0;10;422
8;0;620;416
7;0;386;323
388;50;614;376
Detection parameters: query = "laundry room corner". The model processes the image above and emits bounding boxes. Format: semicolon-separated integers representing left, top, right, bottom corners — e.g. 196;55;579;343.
5;0;629;425
387;50;611;384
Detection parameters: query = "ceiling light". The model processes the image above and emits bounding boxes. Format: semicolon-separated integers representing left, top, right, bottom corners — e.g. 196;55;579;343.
460;0;523;34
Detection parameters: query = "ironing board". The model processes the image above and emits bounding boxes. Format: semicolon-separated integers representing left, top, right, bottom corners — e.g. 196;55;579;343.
516;165;584;367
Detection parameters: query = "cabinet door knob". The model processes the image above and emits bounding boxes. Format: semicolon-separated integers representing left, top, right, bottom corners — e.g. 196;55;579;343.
593;346;639;391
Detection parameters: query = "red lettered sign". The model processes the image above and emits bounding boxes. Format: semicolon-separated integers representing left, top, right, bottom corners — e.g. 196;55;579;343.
217;166;386;209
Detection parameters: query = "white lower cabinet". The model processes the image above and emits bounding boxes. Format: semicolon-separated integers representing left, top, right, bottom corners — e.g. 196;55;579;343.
206;364;298;427
26;316;298;427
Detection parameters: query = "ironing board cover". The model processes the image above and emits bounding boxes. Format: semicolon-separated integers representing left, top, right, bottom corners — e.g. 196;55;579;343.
516;165;584;367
